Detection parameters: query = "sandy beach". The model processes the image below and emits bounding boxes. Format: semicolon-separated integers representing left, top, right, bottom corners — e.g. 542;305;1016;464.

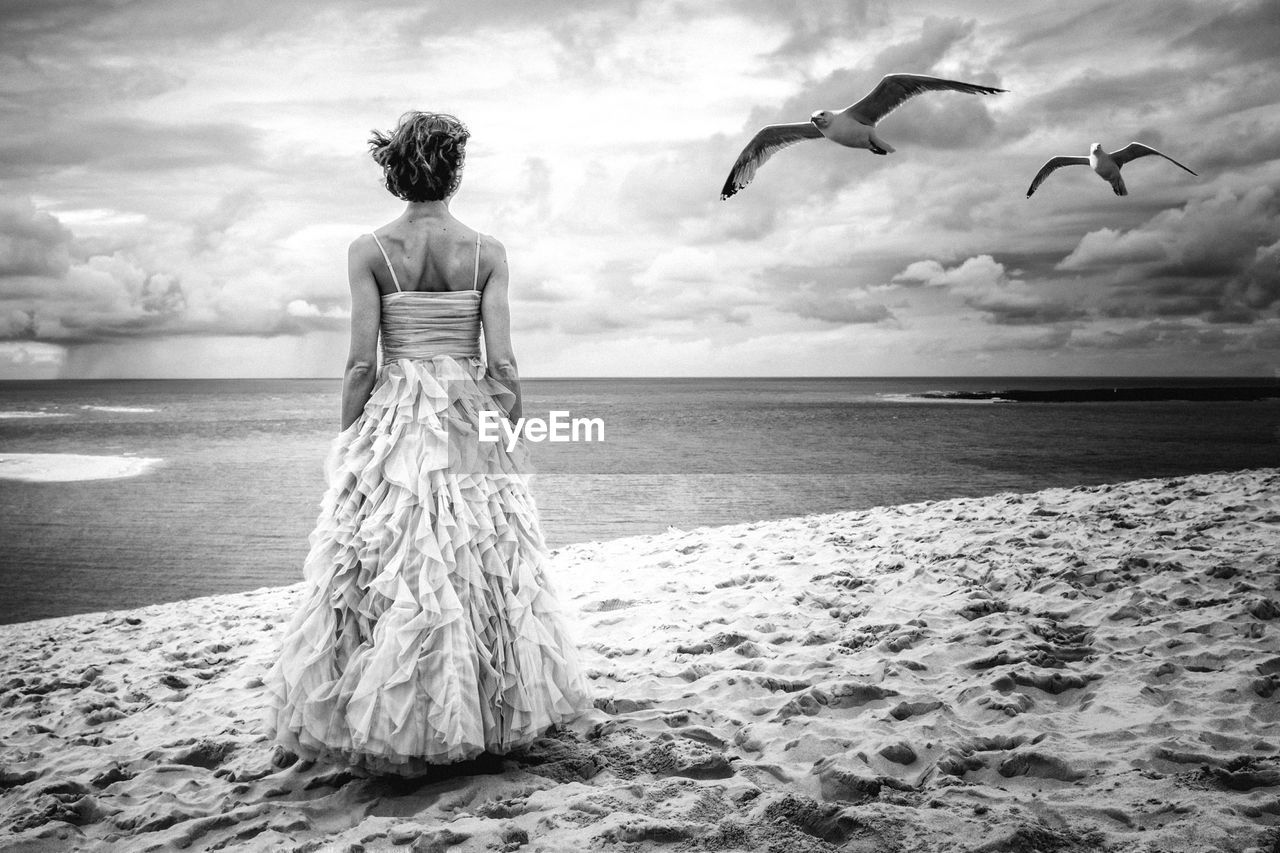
2;468;1278;852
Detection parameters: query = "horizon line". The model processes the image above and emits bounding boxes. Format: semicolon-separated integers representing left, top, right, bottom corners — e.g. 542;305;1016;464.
2;375;1278;383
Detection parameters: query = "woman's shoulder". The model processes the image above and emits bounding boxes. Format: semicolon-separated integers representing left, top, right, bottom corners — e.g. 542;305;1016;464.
347;232;382;263
477;231;505;255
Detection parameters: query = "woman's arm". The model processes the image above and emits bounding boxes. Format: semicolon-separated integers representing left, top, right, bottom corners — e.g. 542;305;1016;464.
479;238;522;422
340;237;382;431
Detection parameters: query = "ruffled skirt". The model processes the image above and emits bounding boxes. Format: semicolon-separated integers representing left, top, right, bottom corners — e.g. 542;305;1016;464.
263;356;591;775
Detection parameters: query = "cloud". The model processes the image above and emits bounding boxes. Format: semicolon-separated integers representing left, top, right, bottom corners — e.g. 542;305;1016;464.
0;119;264;178
874;93;1000;150
1011;1;1199;58
1192;118;1280;172
1221;237;1280;314
1057;186;1280;322
1055;227;1168;269
1020;67;1195;131
789;289;894;325
190;189;263;253
758;16;1000;131
894;254;1085;325
0;198;72;277
969;325;1072;352
1173;0;1280;63
894;254;1003;289
1068;318;1280;354
515;278;574;304
747;0;883;59
285;299;349;325
0;250;186;342
0;198;355;344
703;16;1006;214
1;0;1278;377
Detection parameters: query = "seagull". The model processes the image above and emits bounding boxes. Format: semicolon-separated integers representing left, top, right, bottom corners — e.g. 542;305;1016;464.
1026;142;1197;198
719;73;1007;199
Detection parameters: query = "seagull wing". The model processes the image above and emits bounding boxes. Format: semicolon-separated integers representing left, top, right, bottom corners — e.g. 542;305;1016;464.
720;122;824;199
1025;156;1089;197
1110;142;1197;176
842;73;1007;126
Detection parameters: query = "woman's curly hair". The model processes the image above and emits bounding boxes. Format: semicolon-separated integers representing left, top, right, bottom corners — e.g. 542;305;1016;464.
368;111;470;202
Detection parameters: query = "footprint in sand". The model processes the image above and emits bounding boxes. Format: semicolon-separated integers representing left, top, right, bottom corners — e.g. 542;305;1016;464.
997;750;1086;782
714;572;776;589
582;598;639;613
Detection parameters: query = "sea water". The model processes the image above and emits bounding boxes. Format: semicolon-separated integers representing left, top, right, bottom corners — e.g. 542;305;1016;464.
1;377;1276;623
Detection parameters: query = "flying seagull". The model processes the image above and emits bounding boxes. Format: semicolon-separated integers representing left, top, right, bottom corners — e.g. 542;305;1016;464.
1026;142;1197;198
720;73;1007;199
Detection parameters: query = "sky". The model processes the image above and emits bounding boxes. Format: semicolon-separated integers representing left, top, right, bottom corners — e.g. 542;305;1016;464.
1;0;1278;379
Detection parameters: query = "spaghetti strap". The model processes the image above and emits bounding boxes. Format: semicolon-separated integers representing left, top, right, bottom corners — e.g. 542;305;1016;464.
370;233;401;292
473;234;481;292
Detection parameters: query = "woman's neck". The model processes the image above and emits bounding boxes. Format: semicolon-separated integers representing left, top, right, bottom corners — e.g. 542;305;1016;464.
401;200;451;222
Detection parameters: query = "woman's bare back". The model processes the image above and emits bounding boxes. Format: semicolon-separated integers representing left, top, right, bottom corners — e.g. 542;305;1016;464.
370;215;486;295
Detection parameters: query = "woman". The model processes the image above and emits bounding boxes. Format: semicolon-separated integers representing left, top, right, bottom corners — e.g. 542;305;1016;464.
263;111;590;775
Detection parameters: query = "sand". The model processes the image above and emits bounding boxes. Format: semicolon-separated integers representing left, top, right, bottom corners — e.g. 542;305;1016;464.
1;469;1278;852
0;454;163;483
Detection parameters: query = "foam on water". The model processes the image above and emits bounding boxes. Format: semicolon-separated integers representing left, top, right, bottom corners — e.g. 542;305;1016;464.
0;453;163;482
0;411;70;419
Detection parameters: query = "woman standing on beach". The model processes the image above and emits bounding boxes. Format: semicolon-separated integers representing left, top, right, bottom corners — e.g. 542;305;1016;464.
263;111;590;775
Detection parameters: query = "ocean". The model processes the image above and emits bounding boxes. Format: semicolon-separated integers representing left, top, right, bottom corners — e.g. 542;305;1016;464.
1;377;1277;624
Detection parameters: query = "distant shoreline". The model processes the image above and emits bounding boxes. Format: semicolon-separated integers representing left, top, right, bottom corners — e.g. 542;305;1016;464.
917;385;1280;402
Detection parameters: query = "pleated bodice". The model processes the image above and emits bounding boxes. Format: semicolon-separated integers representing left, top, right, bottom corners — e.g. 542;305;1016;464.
380;290;481;361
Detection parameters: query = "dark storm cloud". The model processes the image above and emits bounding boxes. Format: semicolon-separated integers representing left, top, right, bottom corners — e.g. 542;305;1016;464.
1021;67;1196;129
1070;319;1280;355
975;325;1073;352
0;199;348;344
1061;186;1280;323
1017;62;1280;147
1172;0;1280;64
1010;0;1199;56
0;199;72;277
0;248;189;345
963;288;1085;326
1225;239;1280;313
1192;119;1280;173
